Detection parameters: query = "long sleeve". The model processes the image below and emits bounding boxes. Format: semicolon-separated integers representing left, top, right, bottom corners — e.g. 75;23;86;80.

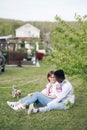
47;79;75;106
41;83;51;95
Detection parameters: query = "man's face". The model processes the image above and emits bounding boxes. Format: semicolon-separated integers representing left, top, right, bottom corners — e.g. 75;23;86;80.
55;76;62;83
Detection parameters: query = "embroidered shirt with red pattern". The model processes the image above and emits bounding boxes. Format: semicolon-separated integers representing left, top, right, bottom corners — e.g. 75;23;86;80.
41;81;62;97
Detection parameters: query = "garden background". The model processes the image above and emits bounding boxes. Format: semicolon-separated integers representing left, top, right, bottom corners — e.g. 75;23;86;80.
0;15;87;130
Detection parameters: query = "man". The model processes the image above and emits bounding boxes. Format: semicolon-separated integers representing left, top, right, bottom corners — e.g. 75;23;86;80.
28;69;75;114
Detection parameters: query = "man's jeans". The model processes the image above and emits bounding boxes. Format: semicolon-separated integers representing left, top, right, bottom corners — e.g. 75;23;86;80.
39;102;69;112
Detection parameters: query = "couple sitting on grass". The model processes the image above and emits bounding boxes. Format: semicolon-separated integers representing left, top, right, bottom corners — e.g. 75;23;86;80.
7;69;75;114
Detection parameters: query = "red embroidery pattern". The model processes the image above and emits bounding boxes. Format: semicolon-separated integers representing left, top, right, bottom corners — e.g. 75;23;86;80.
48;85;52;95
56;85;62;92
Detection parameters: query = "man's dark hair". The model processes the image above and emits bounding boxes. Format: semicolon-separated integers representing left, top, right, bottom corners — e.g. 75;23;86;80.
54;69;65;79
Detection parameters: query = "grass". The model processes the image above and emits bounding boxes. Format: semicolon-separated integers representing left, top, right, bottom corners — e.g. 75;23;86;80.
0;63;87;130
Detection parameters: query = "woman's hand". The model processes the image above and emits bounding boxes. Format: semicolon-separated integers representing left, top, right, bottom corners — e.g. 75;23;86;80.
28;93;33;97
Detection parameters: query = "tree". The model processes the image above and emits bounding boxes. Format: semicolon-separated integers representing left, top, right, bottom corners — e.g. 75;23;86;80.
0;24;14;35
45;14;87;75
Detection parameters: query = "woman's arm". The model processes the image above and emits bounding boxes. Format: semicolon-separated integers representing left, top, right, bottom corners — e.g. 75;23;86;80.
42;93;57;99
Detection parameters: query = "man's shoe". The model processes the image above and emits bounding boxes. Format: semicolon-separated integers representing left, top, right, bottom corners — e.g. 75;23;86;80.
28;104;34;114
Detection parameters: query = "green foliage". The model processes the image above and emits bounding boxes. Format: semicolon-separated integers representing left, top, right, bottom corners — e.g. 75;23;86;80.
0;24;12;35
0;19;22;36
45;15;87;75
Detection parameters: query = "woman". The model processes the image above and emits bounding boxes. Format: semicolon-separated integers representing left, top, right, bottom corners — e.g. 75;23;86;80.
7;70;61;111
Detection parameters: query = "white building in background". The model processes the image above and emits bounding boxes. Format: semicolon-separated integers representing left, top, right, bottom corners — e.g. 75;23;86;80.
15;24;40;38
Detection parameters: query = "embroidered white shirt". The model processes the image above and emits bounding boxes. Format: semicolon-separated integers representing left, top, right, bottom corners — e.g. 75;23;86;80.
41;81;61;97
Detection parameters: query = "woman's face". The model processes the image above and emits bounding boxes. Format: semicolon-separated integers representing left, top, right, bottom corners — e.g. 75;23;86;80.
48;74;56;84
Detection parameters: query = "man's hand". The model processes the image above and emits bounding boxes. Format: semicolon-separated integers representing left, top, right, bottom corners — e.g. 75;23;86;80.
47;95;57;99
42;93;57;99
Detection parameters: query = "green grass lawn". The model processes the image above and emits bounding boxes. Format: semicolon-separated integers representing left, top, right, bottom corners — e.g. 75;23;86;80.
0;63;87;130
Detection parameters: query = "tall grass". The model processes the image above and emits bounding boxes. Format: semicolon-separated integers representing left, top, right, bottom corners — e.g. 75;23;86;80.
0;63;87;130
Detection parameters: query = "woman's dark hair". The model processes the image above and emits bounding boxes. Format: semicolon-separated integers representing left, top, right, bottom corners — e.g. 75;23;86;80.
47;70;55;81
54;69;65;79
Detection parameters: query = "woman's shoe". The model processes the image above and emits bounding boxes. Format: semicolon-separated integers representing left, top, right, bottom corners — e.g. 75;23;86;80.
7;101;15;108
